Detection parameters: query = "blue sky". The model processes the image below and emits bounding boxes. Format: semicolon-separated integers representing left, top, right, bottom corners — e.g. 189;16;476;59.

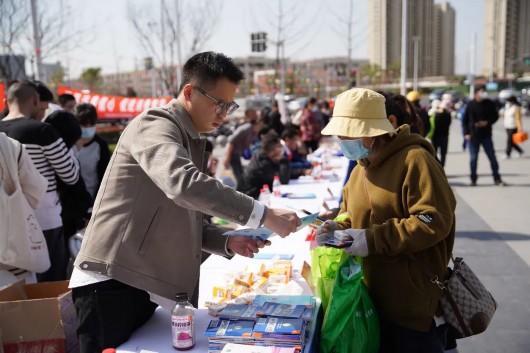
45;0;484;79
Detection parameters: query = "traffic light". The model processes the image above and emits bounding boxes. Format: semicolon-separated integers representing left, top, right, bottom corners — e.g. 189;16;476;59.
251;32;267;52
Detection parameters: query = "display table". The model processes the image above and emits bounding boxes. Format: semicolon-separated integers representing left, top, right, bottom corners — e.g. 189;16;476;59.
117;154;347;353
117;304;322;353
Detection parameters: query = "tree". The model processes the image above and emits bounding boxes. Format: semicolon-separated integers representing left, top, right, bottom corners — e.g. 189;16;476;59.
128;0;222;95
48;65;65;91
80;67;102;91
0;0;29;80
360;64;382;84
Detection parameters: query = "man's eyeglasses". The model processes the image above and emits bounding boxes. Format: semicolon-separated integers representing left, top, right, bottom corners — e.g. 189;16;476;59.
195;86;239;115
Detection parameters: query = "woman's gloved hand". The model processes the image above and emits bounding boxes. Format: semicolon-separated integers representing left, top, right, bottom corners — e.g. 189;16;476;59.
342;229;369;257
316;220;338;246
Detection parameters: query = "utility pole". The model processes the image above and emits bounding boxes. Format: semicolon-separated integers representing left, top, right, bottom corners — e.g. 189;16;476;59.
346;0;353;83
160;0;167;95
175;0;182;90
29;0;43;81
412;36;419;92
469;32;476;100
400;0;408;95
489;1;497;83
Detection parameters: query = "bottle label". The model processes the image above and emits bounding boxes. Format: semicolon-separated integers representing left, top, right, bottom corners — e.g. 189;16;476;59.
171;314;194;348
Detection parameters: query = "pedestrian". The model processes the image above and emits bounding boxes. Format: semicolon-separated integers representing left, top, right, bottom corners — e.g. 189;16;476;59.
58;93;77;113
428;101;452;168
300;97;321;152
223;108;264;187
317;88;456;353
73;103;111;201
69;52;301;353
462;86;505;186
237;131;284;199
0;132;48;287
406;90;430;137
501;96;524;159
0;81;80;282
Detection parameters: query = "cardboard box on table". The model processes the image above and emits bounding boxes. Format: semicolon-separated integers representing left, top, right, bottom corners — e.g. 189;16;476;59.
0;280;78;353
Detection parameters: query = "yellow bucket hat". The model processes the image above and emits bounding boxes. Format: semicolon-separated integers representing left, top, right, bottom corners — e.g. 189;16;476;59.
321;88;395;138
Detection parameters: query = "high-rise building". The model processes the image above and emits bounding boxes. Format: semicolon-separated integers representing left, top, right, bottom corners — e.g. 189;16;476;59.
368;0;455;79
433;2;456;77
483;0;530;78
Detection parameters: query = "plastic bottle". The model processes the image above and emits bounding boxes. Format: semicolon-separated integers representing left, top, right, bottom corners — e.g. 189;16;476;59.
171;293;195;350
272;175;282;197
258;184;271;207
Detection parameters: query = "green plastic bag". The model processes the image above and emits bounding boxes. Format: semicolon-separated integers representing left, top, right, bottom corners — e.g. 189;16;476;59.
320;257;380;353
310;246;348;312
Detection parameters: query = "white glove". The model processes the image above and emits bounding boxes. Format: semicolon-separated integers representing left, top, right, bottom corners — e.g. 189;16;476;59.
316;220;338;246
343;229;369;257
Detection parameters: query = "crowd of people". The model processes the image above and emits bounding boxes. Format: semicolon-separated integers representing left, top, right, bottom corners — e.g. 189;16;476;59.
0;50;525;353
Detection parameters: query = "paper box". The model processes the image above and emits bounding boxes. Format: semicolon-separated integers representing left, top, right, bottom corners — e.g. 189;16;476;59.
0;280;79;353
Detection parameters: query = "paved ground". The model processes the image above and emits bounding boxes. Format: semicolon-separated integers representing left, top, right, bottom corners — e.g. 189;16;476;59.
439;114;530;353
212;113;530;352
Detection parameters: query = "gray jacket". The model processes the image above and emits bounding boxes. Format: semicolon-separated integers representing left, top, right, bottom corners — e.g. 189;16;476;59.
74;100;256;299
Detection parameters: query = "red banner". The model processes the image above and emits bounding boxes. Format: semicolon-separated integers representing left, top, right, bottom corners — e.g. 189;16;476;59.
58;85;173;120
0;82;5;112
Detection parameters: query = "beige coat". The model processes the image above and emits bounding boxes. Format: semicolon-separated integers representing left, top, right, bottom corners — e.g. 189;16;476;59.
74;100;256;299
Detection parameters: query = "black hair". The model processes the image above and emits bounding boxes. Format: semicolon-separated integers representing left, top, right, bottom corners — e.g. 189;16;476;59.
179;52;244;93
507;96;520;105
388;94;424;135
75;103;98;125
474;85;486;94
59;93;76;106
261;131;281;153
32;81;54;102
46;110;81;149
281;127;299;140
257;126;271;139
384;96;406;126
6;80;38;105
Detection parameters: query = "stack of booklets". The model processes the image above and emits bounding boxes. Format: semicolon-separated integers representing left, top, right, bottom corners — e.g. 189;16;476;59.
205;297;316;353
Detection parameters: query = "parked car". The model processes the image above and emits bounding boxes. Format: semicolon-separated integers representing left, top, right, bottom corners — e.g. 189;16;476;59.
498;89;522;104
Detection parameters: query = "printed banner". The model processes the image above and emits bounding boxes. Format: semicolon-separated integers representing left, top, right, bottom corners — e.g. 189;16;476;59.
58;85;173;119
0;82;5;112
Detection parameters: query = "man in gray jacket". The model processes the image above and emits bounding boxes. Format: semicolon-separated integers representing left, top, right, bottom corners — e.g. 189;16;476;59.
70;52;301;353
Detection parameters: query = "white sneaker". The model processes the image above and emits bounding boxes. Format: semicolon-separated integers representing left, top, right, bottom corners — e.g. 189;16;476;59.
514;152;522;158
501;154;509;160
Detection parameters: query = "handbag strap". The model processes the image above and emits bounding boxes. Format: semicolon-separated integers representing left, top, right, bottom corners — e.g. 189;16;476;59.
0;138;21;187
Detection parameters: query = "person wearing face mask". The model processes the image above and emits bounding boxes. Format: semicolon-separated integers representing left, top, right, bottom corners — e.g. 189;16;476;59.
73;103;111;201
501;96;524;159
317;88;456;353
462;86;504;186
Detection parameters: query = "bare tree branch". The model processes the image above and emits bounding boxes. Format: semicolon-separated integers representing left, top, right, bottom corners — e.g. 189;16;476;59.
188;0;222;55
0;0;29;79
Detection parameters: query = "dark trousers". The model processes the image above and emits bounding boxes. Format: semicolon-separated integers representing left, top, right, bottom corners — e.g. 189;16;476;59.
505;128;523;156
468;135;501;182
304;140;319;153
432;135;449;168
379;320;448;353
37;227;68;282
72;279;157;353
230;152;244;187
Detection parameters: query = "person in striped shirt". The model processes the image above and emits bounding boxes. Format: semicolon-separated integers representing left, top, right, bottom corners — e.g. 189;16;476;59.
0;80;80;282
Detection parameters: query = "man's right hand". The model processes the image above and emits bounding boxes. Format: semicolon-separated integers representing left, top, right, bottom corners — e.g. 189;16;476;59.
263;208;301;238
464;134;471;141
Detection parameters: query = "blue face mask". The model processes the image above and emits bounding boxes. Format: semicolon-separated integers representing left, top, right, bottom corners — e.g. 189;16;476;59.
339;139;371;161
81;127;96;139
